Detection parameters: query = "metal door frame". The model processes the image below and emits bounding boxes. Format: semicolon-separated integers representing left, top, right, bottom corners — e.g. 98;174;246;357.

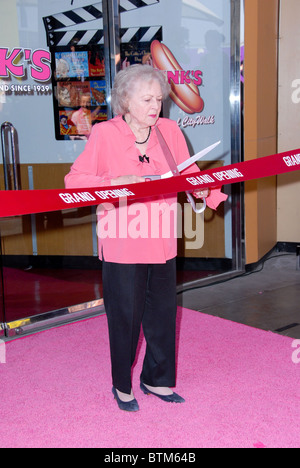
0;235;6;337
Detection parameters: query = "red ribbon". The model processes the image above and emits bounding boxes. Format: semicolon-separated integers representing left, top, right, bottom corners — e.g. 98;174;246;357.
0;148;300;218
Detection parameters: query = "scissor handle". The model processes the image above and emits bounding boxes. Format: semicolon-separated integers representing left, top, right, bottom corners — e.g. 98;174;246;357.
186;192;206;214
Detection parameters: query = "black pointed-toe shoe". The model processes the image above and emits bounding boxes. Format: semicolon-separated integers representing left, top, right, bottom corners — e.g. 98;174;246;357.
112;387;139;412
140;382;185;403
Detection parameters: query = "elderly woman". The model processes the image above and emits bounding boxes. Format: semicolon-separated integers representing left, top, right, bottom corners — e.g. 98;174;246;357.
65;64;221;412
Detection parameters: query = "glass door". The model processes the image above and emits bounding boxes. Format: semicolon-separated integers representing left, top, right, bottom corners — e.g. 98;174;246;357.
0;0;243;338
117;0;244;288
0;0;116;337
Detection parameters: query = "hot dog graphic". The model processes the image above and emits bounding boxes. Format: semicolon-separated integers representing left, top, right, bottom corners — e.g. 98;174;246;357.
151;40;204;114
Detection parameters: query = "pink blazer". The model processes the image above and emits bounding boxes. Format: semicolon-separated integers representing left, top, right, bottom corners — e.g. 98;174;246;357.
65;115;226;263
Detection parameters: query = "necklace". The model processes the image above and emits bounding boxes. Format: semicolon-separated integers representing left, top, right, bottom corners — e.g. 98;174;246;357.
122;115;151;145
135;127;151;145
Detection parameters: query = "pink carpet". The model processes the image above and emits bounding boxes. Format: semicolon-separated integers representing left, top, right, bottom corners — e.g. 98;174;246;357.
0;308;299;448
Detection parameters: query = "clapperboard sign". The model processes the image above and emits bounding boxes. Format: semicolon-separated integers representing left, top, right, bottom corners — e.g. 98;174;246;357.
43;1;162;140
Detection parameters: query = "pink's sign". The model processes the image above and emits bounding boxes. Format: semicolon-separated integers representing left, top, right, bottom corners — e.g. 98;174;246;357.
0;47;51;82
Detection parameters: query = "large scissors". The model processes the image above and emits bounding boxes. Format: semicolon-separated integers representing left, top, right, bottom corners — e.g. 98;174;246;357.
143;140;221;214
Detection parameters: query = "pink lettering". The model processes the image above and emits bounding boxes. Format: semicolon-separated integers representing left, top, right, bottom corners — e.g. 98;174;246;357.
30;49;51;82
167;69;203;86
180;70;191;84
167;70;180;85
193;70;203;86
0;48;24;78
0;47;51;82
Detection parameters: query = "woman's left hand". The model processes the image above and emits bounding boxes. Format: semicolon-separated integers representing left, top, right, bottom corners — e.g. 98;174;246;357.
192;188;210;199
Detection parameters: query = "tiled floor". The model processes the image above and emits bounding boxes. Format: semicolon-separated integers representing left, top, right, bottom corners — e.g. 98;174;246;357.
177;252;300;339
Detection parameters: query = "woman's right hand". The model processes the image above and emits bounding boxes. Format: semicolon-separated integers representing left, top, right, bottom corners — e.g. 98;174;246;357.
111;175;146;186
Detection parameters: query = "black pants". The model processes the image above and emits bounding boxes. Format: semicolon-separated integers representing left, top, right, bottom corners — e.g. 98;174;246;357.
102;257;177;394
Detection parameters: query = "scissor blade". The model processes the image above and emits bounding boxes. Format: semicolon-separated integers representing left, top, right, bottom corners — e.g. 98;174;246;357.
143;141;221;180
177;141;221;173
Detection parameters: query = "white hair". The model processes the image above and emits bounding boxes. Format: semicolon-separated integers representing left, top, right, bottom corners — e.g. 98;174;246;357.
111;64;170;115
